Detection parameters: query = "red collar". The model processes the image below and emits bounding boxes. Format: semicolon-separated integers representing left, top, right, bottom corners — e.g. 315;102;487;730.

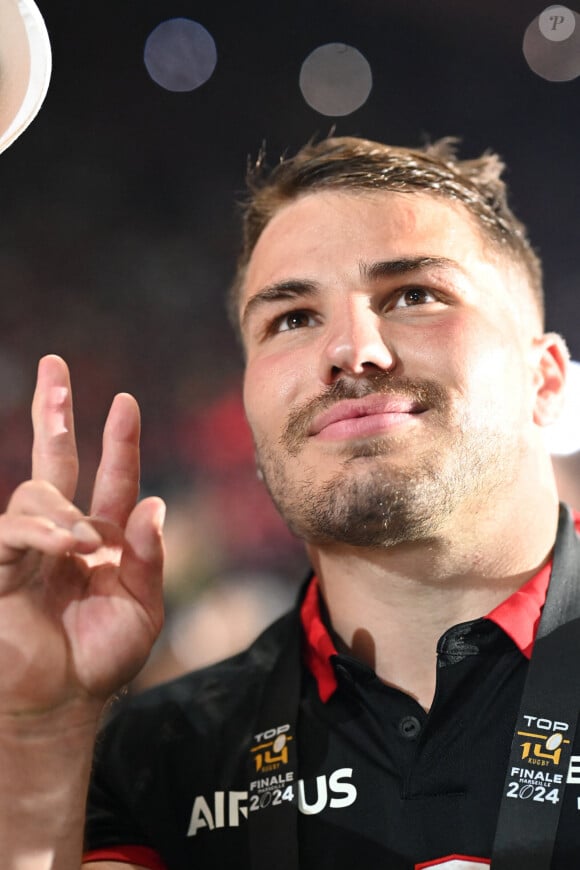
301;577;339;702
300;512;580;703
485;563;550;659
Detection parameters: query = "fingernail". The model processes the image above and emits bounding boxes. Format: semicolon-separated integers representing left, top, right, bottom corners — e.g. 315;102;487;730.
72;520;102;545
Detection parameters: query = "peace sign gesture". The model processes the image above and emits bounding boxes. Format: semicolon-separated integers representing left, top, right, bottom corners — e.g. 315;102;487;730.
0;355;165;720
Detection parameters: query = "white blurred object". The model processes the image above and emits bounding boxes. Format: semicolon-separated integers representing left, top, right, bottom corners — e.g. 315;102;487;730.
545;359;580;455
0;0;51;154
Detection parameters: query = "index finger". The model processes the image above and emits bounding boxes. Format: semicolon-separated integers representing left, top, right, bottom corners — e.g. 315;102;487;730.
31;355;79;501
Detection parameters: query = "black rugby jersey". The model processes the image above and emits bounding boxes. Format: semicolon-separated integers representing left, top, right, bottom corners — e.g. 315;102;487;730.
84;512;580;870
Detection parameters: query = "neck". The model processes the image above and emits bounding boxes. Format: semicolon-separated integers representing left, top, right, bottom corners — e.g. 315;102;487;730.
307;490;560;710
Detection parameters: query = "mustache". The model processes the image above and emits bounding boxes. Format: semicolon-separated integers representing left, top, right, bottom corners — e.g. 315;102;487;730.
281;372;449;454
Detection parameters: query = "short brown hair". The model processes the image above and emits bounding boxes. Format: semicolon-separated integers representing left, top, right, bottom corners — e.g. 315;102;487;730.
229;135;544;331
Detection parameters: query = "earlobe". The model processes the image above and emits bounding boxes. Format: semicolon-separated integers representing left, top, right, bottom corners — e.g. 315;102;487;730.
532;332;569;427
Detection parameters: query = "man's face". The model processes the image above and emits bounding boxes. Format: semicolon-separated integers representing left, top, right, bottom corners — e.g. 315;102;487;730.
240;189;542;548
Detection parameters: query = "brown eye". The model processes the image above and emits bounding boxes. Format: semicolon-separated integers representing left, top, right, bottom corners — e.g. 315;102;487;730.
394;288;437;308
276;310;316;332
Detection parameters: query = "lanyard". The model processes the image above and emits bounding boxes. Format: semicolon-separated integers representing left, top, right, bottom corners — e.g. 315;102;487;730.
491;505;580;868
247;610;302;870
248;505;580;870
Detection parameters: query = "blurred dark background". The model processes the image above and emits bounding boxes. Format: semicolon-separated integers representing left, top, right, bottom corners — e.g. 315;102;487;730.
1;0;578;684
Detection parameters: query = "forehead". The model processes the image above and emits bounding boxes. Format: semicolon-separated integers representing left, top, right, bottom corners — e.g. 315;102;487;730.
243;189;494;303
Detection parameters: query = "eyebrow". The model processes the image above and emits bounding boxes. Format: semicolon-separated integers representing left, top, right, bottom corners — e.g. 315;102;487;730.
360;256;463;281
241;279;320;329
241;256;463;330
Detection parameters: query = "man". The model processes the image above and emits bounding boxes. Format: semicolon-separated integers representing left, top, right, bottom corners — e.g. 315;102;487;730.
2;135;579;870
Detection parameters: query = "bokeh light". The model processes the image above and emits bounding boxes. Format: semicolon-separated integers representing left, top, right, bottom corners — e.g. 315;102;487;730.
144;18;217;93
523;6;580;82
299;43;372;117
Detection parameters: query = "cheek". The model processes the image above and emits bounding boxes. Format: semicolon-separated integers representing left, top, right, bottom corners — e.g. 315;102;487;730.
243;352;314;436
438;318;531;420
400;317;477;381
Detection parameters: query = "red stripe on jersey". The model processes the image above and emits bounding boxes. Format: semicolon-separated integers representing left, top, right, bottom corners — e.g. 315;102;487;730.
83;844;167;869
415;855;490;868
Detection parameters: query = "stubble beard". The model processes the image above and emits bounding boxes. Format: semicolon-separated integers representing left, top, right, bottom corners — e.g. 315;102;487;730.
254;374;520;550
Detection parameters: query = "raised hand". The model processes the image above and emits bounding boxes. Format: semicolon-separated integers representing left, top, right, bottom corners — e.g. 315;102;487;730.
0;355;165;720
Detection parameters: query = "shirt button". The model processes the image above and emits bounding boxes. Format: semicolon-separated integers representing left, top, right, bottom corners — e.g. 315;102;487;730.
334;663;356;687
398;715;422;740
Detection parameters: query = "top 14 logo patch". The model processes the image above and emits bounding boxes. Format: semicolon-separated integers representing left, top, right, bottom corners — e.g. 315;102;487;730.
505;714;572;805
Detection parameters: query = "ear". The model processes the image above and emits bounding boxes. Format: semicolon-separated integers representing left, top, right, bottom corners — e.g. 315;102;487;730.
531;332;569;427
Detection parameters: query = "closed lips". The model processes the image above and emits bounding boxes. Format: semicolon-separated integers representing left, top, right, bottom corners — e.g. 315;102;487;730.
309;397;426;437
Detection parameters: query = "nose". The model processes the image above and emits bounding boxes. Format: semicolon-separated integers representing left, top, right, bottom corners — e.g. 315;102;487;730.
319;298;397;383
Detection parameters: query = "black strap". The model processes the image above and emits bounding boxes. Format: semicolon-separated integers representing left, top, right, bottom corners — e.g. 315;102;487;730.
491;505;580;869
247;609;302;870
248;507;580;870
